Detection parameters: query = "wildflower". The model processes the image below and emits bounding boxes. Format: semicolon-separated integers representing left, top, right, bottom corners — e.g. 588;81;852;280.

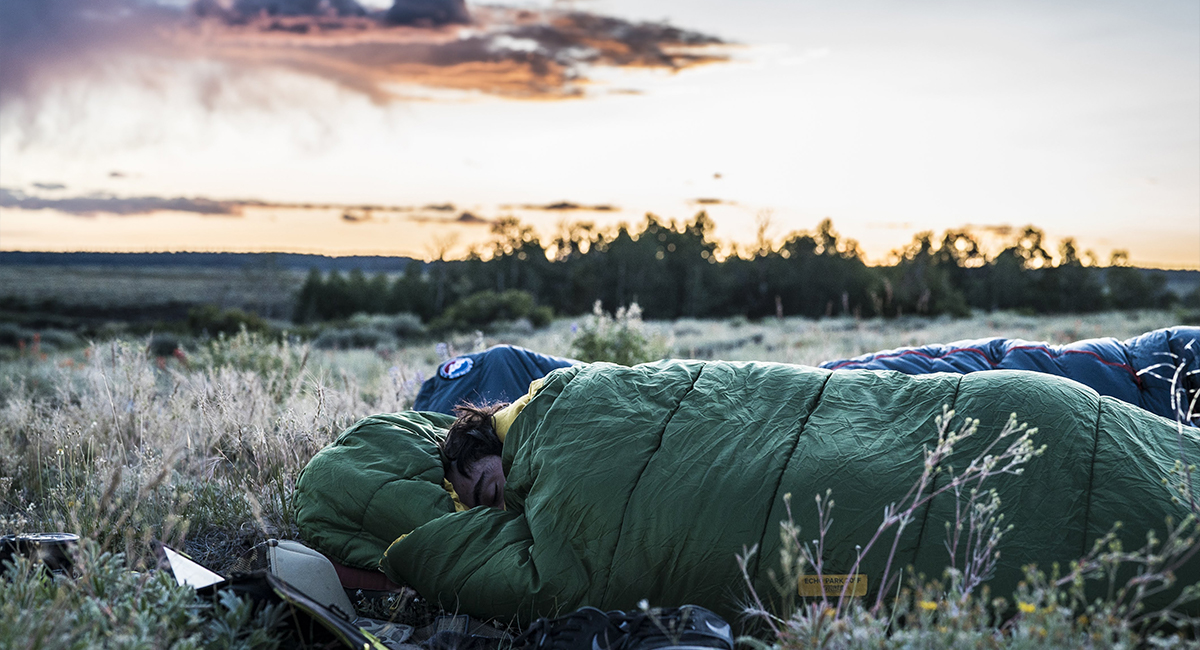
1017;602;1036;614
918;600;938;612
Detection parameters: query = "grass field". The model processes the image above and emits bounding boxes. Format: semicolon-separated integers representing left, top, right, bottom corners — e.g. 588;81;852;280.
0;264;304;320
0;309;1196;647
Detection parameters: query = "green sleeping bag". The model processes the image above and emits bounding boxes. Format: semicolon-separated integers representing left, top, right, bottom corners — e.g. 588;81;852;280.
294;411;456;570
377;361;1200;624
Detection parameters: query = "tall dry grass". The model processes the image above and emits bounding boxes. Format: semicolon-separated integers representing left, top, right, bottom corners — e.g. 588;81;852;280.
1;311;1186;568
0;331;423;568
0;310;1193;648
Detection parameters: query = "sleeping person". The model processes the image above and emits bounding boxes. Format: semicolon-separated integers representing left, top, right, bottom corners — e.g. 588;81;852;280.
295;327;1200;625
441;402;507;511
375;360;1200;624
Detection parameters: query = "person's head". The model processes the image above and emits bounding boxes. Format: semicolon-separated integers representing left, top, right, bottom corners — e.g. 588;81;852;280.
441;401;507;509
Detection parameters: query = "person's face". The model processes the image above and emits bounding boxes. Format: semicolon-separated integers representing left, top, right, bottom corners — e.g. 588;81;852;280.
446;455;506;510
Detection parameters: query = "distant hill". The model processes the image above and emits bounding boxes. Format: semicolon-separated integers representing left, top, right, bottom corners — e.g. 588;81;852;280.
0;251;422;272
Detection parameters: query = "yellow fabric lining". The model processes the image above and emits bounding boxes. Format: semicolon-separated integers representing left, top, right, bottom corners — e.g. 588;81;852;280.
443;478;467;512
492;377;545;442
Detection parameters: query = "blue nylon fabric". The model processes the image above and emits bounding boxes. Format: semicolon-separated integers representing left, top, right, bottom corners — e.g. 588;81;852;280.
819;326;1200;423
412;344;577;414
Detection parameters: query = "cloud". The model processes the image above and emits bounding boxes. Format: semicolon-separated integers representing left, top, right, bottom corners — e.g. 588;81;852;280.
384;0;469;25
512;201;617;212
226;0;369;19
0;0;728;112
0;0;180;106
1;187;494;221
184;7;728;101
456;211;488;224
340;208;373;222
0;188;242;216
405;209;491;225
967;224;1016;238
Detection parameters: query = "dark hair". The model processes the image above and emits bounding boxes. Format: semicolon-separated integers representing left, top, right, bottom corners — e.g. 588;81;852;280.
441;401;507;478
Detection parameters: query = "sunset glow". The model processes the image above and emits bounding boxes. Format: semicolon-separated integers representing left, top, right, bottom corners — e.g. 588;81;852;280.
2;0;1197;268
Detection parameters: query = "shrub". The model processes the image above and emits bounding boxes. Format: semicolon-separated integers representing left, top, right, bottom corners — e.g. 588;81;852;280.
345;312;427;340
0;326;79;352
432;290;553;333
188;329;310;403
148;332;184;357
35;329;80;351
570;301;669;366
187;305;271;338
0;545;287;648
312;327;396;350
309;312;428;350
0;323;34;348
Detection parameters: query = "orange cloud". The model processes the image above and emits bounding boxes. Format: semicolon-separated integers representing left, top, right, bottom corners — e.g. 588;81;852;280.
1;1;727;113
178;6;728;100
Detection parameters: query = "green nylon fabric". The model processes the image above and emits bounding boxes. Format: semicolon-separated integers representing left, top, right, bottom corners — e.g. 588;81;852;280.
294;410;456;570
380;360;1200;624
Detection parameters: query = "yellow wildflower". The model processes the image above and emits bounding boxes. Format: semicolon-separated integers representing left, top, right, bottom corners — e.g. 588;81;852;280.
1017;602;1036;614
918;600;938;611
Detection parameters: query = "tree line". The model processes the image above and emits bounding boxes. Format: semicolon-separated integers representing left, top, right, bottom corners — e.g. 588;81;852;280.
293;214;1184;326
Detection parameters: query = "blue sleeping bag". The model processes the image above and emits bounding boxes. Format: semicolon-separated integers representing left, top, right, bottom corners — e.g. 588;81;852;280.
414;329;1199;424
412;344;576;414
820;326;1200;424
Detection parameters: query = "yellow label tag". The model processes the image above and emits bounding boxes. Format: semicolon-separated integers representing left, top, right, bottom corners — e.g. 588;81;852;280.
798;574;867;597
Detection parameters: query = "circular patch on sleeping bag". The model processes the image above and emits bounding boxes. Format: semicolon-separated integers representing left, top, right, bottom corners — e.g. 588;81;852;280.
438;357;474;380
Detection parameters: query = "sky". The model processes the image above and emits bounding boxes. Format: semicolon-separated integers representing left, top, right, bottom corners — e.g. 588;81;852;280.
1;0;1197;268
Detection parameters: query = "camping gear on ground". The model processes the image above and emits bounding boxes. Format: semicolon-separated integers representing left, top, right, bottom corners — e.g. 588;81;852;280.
323;558;438;625
514;605;734;650
229;538;454;640
195;570;401;650
419;614;512;650
820;325;1200;424
222;538;352;616
164;539;417;649
371;361;1200;623
162;545;224;588
0;532;79;574
413;344;576;415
